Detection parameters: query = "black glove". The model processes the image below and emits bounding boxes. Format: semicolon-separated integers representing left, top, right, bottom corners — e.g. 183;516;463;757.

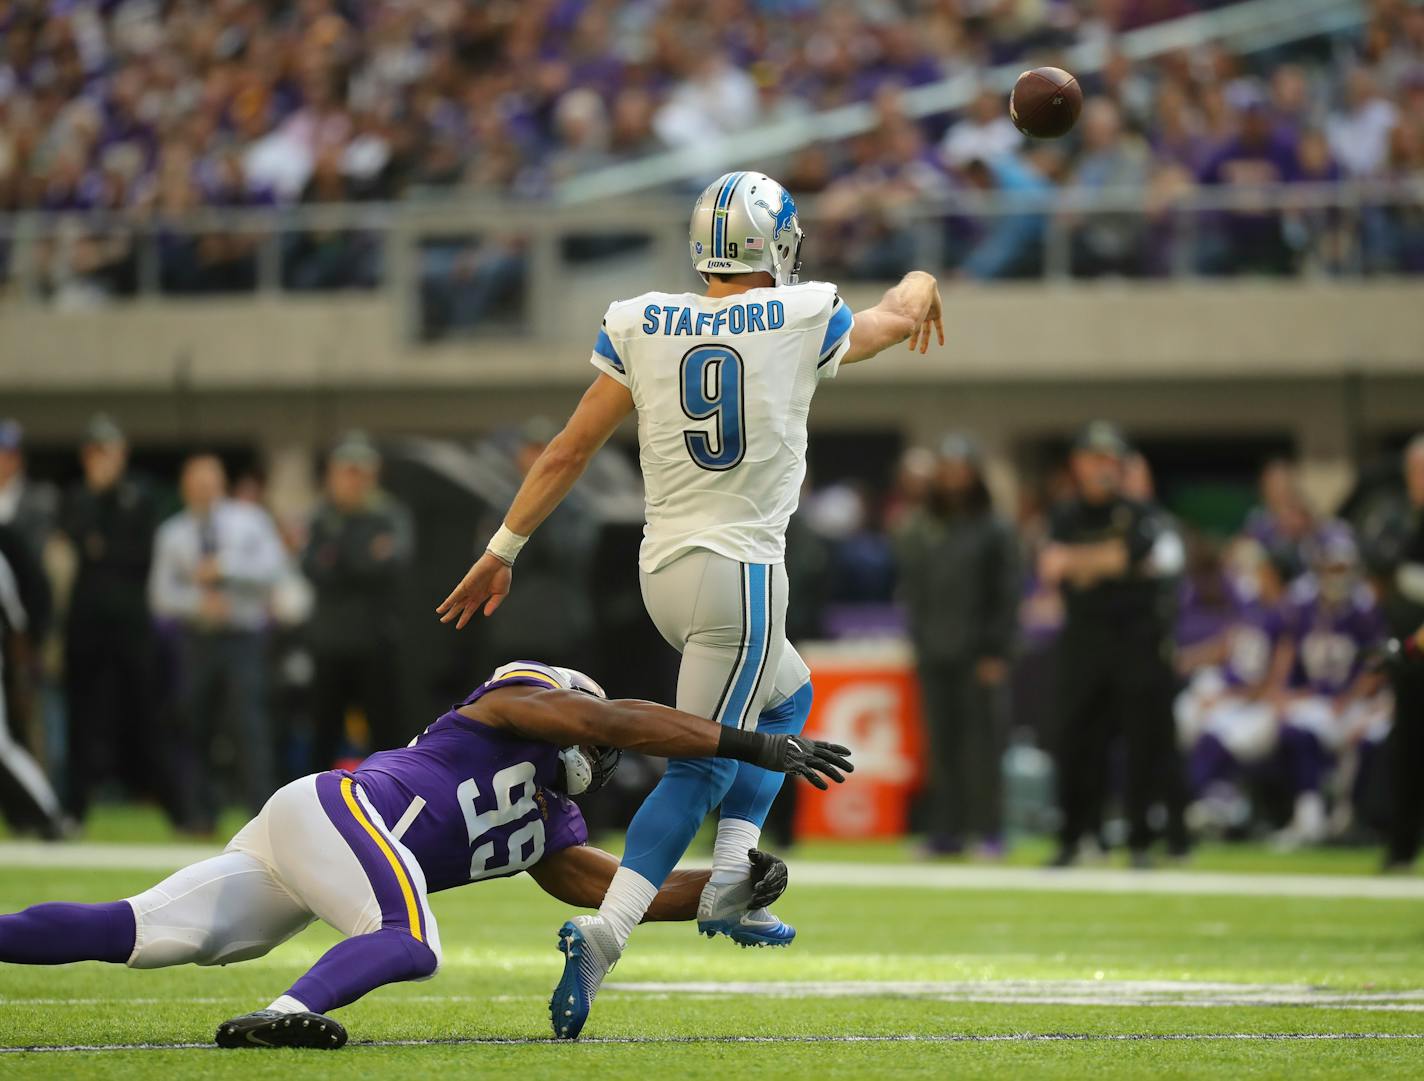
746;848;788;908
716;728;854;790
778;734;853;790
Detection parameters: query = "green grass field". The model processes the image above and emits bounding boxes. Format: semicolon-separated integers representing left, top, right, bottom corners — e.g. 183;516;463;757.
2;817;1422;1079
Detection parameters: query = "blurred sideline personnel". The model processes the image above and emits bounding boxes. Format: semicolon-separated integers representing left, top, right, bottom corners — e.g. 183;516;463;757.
149;454;287;830
1176;539;1290;829
1040;422;1188;868
440;170;935;1038
895;434;1019;857
301;433;414;771
58;415;176;824
1122;450;1191;857
0;524;66;837
0;419;59;561
0;660;849;1050
1272;526;1387;847
478;420;599;674
1384;434;1424;870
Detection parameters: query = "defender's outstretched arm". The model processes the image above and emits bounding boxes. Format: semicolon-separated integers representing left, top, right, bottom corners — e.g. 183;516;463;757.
527;846;788;921
466;685;853;789
438;374;634;628
842;270;944;365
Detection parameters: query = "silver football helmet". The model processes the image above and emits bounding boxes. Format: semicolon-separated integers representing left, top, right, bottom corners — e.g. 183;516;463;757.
689;171;803;286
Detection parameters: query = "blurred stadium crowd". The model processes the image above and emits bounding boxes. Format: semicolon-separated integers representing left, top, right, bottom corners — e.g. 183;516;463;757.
2;415;1423;872
2;0;1424;301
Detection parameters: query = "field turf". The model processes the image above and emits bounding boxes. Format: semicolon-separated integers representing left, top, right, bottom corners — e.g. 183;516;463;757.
1;818;1422;1079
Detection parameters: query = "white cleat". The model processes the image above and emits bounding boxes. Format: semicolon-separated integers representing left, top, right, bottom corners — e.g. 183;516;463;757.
697;878;796;948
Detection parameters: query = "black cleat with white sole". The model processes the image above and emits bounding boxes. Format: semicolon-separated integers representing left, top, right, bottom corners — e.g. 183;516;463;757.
215;1009;348;1049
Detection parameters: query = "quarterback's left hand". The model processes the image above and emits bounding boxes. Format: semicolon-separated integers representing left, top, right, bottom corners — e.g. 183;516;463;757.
437;551;512;628
747;848;789;909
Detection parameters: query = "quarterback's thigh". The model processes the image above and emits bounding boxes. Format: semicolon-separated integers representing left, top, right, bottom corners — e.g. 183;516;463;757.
126;852;312;969
673;559;787;730
252;774;441;965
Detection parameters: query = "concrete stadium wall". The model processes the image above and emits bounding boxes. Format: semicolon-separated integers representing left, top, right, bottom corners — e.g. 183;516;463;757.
3;281;1422;515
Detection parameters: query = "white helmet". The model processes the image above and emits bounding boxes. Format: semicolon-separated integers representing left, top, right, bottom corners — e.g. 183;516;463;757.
689;171;803;286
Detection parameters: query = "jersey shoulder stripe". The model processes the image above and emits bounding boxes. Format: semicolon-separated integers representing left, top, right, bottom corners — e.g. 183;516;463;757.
593;323;624;373
819;296;853;364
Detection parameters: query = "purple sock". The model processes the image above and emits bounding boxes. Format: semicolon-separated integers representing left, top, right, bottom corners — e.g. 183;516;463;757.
1281;727;1331;795
0;901;135;965
1189;734;1235;796
285;928;437;1014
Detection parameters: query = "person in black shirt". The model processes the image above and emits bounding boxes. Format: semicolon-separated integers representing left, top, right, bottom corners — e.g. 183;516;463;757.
301;432;415;771
1040;422;1177;867
1384;434;1424;871
896;435;1020;856
58;415;178;824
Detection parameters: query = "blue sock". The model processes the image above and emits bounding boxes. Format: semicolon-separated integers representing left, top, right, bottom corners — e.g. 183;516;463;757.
621;755;739;887
721;681;813;829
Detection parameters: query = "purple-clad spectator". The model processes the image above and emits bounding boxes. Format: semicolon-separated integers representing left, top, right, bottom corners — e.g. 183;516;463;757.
1198;88;1301;275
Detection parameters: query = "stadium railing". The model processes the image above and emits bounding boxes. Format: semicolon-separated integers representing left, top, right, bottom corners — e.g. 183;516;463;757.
1;179;1422;342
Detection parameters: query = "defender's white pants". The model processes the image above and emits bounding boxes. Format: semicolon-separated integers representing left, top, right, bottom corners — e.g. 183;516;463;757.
125;774;441;971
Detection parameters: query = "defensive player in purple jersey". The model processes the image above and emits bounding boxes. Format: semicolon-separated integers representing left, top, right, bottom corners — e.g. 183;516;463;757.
0;661;851;1050
1273;527;1389;846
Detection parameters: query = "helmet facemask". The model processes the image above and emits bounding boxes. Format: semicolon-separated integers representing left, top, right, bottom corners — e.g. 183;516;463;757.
553;666;621;796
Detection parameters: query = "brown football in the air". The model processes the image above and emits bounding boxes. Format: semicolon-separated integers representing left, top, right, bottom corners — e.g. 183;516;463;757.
1009;66;1083;139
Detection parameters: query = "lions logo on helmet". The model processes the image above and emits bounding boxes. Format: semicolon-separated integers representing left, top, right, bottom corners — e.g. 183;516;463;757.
689;172;804;287
755;190;797;241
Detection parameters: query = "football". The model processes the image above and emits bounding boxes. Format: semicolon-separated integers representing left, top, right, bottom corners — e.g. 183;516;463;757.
1009;66;1083;138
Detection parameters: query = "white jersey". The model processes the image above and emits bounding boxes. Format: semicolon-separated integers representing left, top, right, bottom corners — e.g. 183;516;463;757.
590;280;854;573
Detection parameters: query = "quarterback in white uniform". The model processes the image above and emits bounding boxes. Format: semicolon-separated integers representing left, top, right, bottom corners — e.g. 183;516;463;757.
439;170;944;1039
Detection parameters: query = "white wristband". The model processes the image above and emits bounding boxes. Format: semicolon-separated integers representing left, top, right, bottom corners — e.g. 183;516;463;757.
486;524;529;566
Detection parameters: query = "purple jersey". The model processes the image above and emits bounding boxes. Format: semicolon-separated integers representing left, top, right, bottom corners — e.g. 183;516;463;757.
351;661;588;894
1221;596;1284;689
1282;577;1385;695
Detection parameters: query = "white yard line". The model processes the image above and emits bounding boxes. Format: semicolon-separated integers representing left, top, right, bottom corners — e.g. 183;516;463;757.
605;979;1424;1011
4;1033;1424;1054
2;841;1422;899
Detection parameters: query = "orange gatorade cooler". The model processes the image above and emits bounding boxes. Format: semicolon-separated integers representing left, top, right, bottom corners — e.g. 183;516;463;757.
793;641;927;839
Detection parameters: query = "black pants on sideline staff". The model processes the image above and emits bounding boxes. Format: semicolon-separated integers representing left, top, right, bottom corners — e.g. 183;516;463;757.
1054;622;1185;854
1386;662;1424;866
64;627;181;824
918;660;1007;846
310;646;405;771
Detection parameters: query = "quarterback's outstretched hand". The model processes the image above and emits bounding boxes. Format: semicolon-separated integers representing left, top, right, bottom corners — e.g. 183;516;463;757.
906;273;944;355
437;551;512;628
747;848;789;909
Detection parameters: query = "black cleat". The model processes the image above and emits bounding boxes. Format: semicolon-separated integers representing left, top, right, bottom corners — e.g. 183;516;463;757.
215;1009;348;1049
